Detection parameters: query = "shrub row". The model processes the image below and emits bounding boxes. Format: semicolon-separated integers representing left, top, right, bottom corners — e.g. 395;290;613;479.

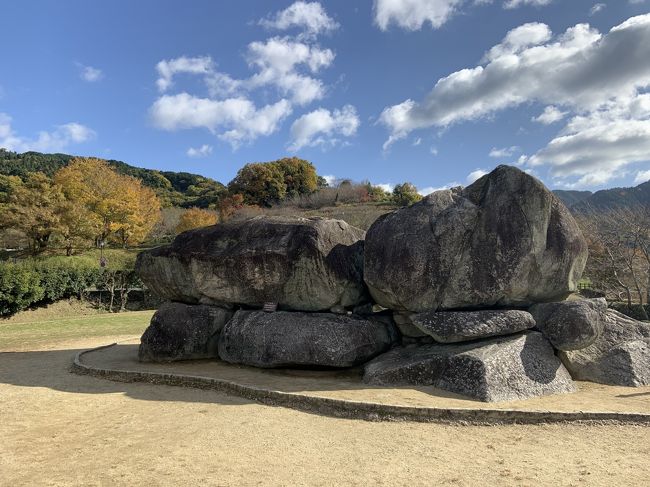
0;250;138;316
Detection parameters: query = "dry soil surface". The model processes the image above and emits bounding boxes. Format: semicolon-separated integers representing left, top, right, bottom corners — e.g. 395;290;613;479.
1;336;649;487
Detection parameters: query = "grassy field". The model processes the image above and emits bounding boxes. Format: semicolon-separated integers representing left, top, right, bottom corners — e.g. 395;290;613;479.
0;310;152;351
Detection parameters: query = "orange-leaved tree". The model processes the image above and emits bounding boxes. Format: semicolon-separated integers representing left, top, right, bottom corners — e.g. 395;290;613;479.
175;207;219;234
55;158;161;248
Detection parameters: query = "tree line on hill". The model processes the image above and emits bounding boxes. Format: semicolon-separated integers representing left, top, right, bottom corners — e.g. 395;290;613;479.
0;150;423;254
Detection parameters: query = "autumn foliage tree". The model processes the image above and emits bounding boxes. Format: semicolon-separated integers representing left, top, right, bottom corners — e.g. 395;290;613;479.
0;172;67;252
54;158;161;248
175;207;219;234
392;182;422;206
227;157;318;207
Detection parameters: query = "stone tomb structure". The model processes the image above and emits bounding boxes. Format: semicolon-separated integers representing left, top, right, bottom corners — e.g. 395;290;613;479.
135;166;650;402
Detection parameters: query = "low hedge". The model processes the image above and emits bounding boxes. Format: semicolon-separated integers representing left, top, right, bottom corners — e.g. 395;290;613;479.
0;250;138;316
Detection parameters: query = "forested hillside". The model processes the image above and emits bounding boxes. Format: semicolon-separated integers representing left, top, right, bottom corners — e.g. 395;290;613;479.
0;149;226;208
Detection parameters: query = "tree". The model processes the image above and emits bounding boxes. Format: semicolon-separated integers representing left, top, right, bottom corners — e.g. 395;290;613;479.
227;162;287;207
55;158;161;248
0;172;66;252
392;182;422;206
273;157;318;198
576;206;650;319
175;207;219;234
218;193;245;221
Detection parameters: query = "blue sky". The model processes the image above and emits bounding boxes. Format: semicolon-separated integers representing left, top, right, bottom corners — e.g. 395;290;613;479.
1;0;650;192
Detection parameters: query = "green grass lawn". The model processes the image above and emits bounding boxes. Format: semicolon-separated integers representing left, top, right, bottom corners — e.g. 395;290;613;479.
0;310;153;351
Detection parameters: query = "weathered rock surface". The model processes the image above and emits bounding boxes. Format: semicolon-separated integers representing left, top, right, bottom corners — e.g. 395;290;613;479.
560;310;650;386
364;166;588;312
363;331;576;402
411;309;536;343
139;302;233;362
218;310;398;368
136;216;368;312
529;298;607;351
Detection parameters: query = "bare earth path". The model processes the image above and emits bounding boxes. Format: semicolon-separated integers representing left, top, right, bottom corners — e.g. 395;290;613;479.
1;335;649;486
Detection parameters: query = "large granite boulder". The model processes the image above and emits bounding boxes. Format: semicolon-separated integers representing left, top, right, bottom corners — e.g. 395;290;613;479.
411;309;536;343
363;331;576;402
218;310;397;368
136;216;368;312
139;302;233;362
364;165;588;312
529;298;607;351
560;309;650;386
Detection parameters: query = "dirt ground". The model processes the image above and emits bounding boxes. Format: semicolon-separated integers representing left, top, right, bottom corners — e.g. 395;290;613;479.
1;336;649;487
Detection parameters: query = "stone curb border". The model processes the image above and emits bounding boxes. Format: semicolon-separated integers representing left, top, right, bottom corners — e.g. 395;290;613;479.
72;344;650;426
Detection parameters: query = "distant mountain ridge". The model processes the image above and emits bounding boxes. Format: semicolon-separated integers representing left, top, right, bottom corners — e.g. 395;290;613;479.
553;180;650;212
0;149;226;208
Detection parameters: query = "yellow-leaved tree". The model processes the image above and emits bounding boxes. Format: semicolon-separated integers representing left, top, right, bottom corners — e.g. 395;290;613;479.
175;207;219;234
55;158;161;248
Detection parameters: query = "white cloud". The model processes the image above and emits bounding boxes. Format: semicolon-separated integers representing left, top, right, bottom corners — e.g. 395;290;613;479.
489;146;519;158
430;146;438;155
532;106;567;124
634;169;650;184
504;0;552;8
260;1;338;37
322;174;337;186
150;93;292;148
0;113;95;152
380;14;650;185
289;105;359;151
156;56;214;92
412;137;422;146
381;16;650;139
246;36;334;105
483;22;552;62
467;168;488;183
590;3;606;16
418;182;461;195
376;183;394;192
186;144;213;158
373;0;463;31
528;93;650;186
79;64;103;82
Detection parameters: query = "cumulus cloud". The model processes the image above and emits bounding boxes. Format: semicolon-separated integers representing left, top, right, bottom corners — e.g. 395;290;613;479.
380;14;650;185
418;182;461;195
156;56;214;92
590;3;606;16
246;36;335;105
373;0;463;31
322;174;337;186
532;106;567;124
503;0;552;8
78;64;103;82
289;105;359;151
634;169;650;184
186;144;213;158
489;146;519;158
528;94;650;186
467;168;489;183
0;113;95;152
150;93;292;148
260;1;338;37
150;3;344;148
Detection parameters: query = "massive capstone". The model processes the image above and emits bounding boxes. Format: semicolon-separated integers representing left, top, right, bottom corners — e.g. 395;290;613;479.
363;331;576;402
364;166;588;312
218;310;398;368
136;216;368;312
